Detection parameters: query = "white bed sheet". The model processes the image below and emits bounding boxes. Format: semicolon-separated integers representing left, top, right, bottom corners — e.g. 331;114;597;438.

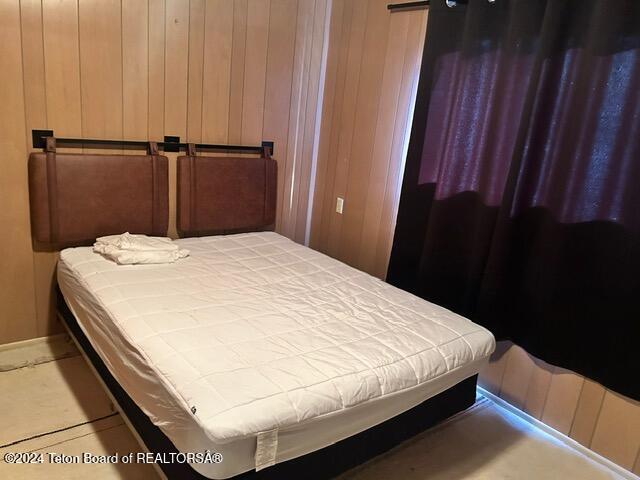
58;232;495;478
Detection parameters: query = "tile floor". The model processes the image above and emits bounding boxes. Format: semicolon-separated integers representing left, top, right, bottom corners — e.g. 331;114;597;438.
0;354;629;480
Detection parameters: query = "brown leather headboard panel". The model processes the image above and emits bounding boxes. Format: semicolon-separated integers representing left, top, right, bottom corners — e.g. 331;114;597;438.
177;154;277;236
29;148;168;248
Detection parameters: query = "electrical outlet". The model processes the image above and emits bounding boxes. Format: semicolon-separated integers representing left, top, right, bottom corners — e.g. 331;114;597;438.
336;197;344;214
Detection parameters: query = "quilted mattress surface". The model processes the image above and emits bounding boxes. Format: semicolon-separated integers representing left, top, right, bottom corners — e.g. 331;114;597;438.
58;232;495;455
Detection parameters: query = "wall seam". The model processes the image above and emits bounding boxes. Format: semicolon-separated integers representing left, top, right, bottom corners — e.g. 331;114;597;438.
120;0;125;143
259;0;273;150
76;0;84;142
588;388;607;448
539;366;556;420
199;0;207;141
567;377;587;437
40;0;49;126
185;0;192;140
496;343;513;398
239;0;249;140
632;446;640;475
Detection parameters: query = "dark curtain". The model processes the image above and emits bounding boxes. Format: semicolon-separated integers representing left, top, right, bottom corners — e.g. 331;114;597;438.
388;0;640;400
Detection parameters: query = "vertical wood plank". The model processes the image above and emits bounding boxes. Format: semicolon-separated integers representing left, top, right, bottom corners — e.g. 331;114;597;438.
228;0;248;143
165;0;190;137
30;252;60;338
498;344;536;409
21;0;59;338
477;340;512;394
339;0;391;263
20;0;48;138
122;0;149;140
42;0;82;136
541;367;584;435
356;9;409;271
41;0;84;339
309;0;346;245
325;0;369;257
78;0;123;140
148;0;166;140
590;391;640;469
314;0;354;250
165;0;190;238
522;356;554;419
186;0;206;142
241;0;271;145
201;0;233;143
294;0;330;244
280;0;315;238
263;0;298;232
0;0;38;343
373;8;427;278
569;379;606;447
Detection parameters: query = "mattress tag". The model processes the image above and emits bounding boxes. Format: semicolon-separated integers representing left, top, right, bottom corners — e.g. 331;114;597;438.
255;429;278;471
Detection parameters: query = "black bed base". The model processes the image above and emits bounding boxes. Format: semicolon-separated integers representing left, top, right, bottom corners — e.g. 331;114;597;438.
58;290;478;480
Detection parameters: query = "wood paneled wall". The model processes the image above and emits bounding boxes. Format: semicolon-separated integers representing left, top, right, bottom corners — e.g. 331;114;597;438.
309;0;428;279
480;341;640;474
0;0;330;344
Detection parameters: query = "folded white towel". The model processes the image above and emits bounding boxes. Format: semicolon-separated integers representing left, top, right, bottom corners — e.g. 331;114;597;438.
96;232;178;251
93;233;189;265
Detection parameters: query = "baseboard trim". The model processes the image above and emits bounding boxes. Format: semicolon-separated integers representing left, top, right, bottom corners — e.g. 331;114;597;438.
0;333;79;372
478;386;639;480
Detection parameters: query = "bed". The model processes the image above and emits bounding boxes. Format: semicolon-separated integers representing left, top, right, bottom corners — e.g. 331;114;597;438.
29;141;495;479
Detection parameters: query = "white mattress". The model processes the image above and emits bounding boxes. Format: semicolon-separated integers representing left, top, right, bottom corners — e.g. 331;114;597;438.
58;232;495;478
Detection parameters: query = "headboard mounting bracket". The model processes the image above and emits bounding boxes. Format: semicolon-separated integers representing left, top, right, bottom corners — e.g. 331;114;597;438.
32;129;54;149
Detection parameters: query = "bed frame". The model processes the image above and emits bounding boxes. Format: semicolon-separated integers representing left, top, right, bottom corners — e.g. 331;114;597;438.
31;142;479;479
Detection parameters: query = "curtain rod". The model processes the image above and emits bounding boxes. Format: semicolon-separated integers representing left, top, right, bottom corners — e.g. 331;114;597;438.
388;1;430;11
31;130;274;156
388;0;475;11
